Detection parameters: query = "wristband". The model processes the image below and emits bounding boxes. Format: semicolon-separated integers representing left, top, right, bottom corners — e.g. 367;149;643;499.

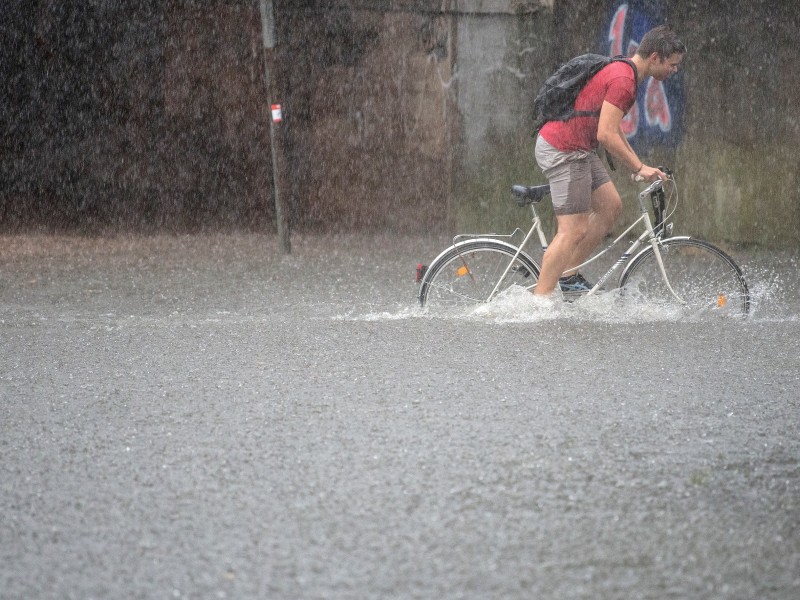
634;163;644;174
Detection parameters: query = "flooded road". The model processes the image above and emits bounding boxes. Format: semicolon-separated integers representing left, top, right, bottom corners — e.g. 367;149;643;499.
2;233;798;599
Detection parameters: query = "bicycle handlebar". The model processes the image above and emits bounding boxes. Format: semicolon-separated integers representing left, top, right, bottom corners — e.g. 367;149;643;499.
632;165;673;186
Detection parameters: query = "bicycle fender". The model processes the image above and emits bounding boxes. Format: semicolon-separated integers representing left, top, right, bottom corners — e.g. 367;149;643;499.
420;238;539;288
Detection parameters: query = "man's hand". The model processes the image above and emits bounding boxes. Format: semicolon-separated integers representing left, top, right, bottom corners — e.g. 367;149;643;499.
636;164;667;181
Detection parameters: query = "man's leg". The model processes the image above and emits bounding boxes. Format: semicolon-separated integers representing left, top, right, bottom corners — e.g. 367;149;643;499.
533;213;589;296
561;181;622;277
532;145;614;296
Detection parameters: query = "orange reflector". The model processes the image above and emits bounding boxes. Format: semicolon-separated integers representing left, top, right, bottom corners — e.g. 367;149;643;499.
456;265;470;277
717;294;727;308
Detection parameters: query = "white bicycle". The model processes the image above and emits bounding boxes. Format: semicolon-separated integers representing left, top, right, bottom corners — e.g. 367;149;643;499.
417;169;750;316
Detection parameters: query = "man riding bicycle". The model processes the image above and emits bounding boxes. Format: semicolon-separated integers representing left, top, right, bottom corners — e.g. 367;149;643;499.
533;25;687;296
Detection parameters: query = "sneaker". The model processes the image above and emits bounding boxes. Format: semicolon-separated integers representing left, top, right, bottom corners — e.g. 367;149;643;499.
559;273;593;293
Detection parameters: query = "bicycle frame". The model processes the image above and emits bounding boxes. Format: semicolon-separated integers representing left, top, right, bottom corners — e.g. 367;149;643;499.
487;177;687;304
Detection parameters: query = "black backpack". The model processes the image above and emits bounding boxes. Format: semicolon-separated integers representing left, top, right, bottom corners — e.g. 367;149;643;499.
532;54;638;136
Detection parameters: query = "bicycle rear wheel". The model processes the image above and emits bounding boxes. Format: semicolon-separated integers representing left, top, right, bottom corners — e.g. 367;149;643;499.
618;237;749;316
419;239;540;308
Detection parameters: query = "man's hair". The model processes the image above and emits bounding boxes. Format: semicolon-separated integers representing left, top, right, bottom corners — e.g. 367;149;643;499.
637;25;687;59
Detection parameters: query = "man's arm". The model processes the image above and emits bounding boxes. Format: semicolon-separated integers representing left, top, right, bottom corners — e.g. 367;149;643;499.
597;100;665;181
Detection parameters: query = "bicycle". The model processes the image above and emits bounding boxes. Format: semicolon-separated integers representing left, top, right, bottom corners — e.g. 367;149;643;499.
416;169;750;316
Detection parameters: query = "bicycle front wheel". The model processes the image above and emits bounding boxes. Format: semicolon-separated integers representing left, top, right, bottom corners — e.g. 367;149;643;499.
618;237;749;316
419;239;540;308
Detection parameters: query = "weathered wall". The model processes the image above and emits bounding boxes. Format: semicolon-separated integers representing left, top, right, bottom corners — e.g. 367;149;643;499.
161;3;273;229
279;0;553;233
1;0;797;245
670;1;799;246
454;7;549;168
278;4;459;232
1;0;274;232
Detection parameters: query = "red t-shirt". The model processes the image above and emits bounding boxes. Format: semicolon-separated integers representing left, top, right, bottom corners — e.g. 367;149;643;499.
539;61;637;152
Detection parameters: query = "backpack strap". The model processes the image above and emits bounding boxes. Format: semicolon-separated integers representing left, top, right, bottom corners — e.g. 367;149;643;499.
612;55;638;82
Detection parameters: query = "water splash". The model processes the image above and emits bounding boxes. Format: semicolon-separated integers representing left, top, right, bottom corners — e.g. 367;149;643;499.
337;287;689;324
339;264;800;324
738;254;800;322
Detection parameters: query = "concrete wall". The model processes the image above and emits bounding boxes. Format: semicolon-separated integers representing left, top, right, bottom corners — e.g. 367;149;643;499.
670;1;799;247
2;0;797;246
277;5;459;232
455;12;544;168
0;0;275;232
278;0;553;233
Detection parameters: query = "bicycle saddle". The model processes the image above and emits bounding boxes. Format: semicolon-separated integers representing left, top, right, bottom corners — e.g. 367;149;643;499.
511;184;551;207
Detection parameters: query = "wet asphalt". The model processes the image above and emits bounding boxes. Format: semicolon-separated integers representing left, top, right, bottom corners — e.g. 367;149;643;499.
1;233;798;599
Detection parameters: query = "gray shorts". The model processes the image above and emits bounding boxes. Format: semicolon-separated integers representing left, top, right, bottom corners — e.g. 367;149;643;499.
535;136;611;215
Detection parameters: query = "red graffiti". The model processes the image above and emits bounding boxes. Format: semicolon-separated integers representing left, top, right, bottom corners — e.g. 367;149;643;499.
607;9;675;136
621;99;639;137
645;78;671;131
608;4;628;57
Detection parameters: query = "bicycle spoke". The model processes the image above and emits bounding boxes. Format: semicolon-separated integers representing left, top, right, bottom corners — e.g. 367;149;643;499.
619;238;749;317
419;241;540;309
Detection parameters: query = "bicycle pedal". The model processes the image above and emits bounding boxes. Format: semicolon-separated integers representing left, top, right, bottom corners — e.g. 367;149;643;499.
511;265;532;278
561;291;588;302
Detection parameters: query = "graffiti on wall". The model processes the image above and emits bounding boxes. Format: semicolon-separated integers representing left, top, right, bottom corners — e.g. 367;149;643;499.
604;1;684;149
